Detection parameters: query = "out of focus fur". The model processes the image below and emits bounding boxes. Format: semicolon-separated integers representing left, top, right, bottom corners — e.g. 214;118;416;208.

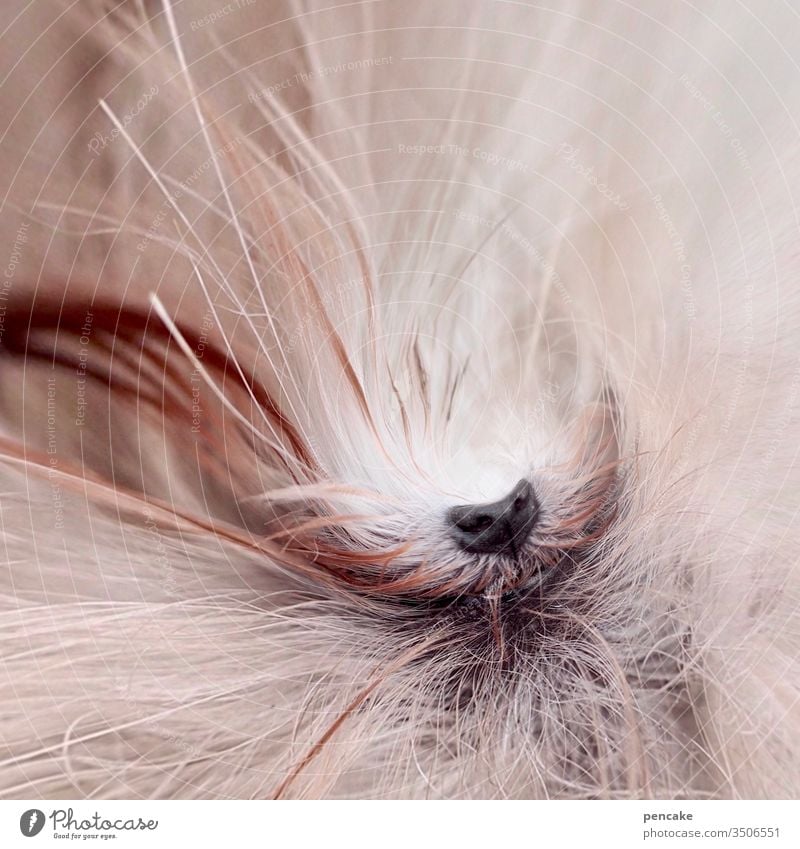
0;0;799;798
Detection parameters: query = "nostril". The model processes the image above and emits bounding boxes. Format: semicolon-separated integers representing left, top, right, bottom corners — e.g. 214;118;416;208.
510;480;533;512
456;513;494;534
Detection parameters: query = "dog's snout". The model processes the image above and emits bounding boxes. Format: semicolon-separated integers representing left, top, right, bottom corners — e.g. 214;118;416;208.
447;479;539;555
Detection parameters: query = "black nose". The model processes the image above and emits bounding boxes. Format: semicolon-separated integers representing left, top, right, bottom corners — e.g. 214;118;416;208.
447;479;539;555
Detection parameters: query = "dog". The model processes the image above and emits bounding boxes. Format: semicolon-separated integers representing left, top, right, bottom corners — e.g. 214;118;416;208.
0;0;798;798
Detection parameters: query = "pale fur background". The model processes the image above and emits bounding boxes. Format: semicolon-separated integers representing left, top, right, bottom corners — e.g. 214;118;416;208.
0;0;798;798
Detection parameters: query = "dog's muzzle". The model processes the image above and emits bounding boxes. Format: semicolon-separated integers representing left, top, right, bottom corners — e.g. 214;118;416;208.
446;479;539;556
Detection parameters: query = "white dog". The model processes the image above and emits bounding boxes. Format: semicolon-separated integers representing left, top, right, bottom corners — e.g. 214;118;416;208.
0;0;798;798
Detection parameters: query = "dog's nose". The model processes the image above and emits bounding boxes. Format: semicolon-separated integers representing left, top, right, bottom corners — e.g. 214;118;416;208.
447;479;539;555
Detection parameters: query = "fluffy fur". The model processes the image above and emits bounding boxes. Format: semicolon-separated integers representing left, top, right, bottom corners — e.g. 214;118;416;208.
0;0;799;798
